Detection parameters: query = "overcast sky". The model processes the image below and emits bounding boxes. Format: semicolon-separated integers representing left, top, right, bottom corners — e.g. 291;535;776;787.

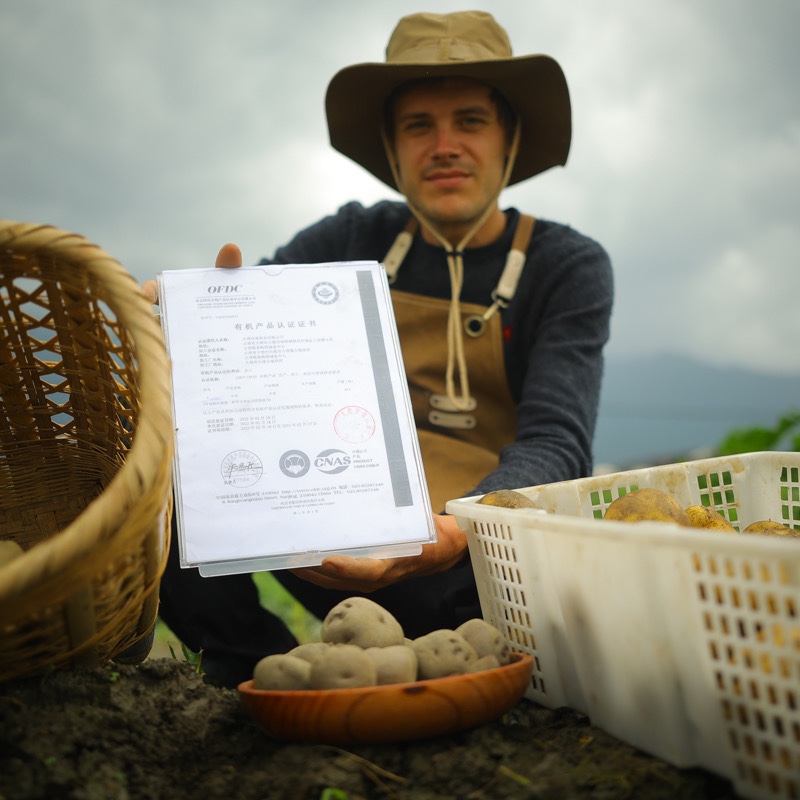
2;0;799;376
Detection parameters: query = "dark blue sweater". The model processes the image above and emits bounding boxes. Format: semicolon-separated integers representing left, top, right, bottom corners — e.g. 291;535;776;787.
262;200;613;495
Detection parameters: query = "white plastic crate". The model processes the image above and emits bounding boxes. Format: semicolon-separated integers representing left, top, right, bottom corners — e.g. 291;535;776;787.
447;451;800;800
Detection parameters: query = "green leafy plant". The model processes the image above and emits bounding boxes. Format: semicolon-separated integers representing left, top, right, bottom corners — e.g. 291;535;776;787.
154;575;320;669
253;571;322;643
167;640;204;673
716;411;800;456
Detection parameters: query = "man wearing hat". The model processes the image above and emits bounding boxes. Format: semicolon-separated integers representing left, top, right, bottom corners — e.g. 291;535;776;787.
152;10;613;686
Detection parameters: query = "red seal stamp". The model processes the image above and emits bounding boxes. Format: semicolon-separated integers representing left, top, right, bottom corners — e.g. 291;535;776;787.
333;405;376;444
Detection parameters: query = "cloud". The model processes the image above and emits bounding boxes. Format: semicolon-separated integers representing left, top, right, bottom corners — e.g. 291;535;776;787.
1;0;798;376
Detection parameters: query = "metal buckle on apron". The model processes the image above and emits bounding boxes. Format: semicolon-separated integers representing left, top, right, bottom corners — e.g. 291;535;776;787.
428;393;477;429
428;410;477;429
430;393;477;412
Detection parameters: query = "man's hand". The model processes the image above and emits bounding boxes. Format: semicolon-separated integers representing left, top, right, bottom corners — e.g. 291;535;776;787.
140;243;244;303
289;513;468;592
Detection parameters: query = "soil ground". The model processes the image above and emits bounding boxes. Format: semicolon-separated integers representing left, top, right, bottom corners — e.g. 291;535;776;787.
0;657;741;800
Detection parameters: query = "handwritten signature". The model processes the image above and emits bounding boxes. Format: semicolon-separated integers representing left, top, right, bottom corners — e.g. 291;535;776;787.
224;460;260;479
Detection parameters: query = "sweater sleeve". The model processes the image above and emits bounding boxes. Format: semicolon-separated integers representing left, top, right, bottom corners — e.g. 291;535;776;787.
470;225;614;495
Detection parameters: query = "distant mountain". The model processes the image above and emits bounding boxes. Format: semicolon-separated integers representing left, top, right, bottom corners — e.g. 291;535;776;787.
592;353;800;469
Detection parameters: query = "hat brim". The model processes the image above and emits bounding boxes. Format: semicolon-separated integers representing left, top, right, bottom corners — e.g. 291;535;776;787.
325;54;571;190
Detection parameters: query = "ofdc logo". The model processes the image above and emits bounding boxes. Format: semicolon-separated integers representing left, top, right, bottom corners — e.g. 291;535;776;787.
314;449;351;474
207;285;242;293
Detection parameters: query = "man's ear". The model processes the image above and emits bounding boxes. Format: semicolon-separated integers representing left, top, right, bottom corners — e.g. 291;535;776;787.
380;126;404;192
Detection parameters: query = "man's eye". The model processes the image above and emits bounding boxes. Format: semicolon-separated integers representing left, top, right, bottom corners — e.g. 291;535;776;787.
460;116;488;128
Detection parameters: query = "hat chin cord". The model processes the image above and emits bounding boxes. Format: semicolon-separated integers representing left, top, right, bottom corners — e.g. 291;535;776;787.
381;120;521;412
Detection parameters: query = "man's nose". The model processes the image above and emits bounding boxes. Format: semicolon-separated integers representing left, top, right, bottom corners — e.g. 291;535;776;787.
431;124;461;158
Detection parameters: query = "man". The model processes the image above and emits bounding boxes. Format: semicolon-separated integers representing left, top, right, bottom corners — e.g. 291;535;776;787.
147;10;613;686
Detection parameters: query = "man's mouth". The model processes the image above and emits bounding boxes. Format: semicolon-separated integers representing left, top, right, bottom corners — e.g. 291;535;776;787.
424;168;471;187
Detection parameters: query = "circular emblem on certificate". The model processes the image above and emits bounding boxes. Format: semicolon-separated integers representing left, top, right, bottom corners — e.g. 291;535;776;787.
221;450;263;487
279;449;311;478
334;405;376;444
311;281;339;305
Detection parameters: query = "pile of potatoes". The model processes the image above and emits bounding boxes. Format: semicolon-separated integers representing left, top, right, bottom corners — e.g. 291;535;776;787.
252;597;512;691
602;486;799;536
476;487;798;537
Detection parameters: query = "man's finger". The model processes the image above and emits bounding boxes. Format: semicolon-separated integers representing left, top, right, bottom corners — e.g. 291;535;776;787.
290;555;391;592
216;243;243;268
141;280;159;304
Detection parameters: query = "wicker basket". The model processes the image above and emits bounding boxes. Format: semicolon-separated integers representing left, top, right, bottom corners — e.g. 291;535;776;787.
0;221;173;681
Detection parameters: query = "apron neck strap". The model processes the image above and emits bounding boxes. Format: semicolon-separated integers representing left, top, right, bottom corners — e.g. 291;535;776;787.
383;213;536;304
384;216;418;284
481;213;536;323
383;211;536;410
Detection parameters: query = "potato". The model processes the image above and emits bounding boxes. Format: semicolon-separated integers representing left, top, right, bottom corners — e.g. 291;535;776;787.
365;645;418;685
604;487;690;526
466;654;501;673
321;597;405;648
253;654;312;690
684;505;737;533
252;600;516;692
412;629;478;680
287;642;331;665
477;489;542;509
742;520;799;536
309;644;377;689
456;618;511;665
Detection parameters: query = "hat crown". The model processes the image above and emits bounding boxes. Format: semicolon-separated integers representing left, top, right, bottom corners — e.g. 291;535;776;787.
386;11;513;65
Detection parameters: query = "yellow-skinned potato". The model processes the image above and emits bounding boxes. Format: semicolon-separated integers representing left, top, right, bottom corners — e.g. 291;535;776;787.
742;520;799;537
604;487;690;526
685;505;737;533
477;489;542;510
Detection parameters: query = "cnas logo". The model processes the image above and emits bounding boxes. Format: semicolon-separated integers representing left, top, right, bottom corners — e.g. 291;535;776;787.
314;449;351;475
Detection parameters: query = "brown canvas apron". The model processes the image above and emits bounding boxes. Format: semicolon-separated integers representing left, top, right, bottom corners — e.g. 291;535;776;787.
388;215;535;512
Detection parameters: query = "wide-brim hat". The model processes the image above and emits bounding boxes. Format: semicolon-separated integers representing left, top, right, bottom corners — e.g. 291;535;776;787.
325;11;572;190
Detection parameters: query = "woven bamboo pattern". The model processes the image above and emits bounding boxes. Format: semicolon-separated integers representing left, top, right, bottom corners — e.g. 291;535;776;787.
0;221;173;681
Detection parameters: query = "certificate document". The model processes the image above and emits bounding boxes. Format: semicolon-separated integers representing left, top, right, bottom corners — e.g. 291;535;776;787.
158;263;434;576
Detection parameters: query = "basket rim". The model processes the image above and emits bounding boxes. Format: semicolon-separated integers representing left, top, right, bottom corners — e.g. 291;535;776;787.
0;220;174;601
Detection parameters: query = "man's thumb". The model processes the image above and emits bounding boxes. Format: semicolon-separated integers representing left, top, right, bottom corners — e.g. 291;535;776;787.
215;243;243;268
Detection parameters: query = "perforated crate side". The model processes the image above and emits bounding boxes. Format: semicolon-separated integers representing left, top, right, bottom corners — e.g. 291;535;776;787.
453;453;800;800
691;544;800;800
464;515;552;704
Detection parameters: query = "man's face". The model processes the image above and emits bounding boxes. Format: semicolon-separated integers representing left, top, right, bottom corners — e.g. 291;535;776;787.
390;78;509;243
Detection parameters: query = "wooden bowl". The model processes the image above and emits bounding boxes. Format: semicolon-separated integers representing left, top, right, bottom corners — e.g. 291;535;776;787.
238;652;533;744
